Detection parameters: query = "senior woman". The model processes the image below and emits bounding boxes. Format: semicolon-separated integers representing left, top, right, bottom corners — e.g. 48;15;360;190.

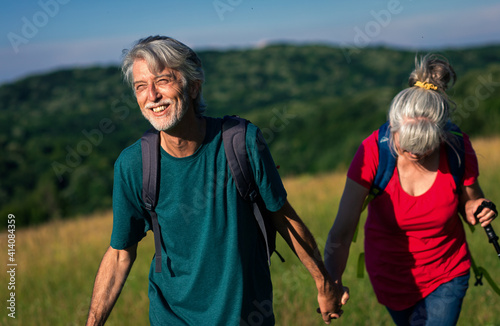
324;54;497;325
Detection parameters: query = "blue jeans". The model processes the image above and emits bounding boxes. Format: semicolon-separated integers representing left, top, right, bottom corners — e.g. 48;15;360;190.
386;273;470;326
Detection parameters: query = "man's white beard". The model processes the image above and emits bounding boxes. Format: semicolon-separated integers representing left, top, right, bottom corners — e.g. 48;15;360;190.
142;90;190;131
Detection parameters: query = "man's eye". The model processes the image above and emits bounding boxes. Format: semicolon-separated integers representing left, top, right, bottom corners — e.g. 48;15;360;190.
156;79;169;85
136;84;146;91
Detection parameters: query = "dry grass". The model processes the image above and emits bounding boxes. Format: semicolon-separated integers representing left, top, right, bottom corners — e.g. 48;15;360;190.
1;137;499;325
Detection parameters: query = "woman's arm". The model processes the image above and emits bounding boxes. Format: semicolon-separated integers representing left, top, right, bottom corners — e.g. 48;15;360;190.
324;178;369;289
459;181;497;227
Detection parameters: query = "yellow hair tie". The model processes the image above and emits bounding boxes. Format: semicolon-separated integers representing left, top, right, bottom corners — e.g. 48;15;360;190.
414;81;438;90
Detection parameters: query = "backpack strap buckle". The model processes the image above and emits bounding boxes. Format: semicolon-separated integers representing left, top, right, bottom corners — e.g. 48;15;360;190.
248;190;258;202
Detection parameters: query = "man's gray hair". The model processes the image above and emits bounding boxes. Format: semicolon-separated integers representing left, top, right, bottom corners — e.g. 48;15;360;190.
122;36;206;115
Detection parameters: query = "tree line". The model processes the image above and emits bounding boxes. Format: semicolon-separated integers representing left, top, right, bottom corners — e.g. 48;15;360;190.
1;44;499;227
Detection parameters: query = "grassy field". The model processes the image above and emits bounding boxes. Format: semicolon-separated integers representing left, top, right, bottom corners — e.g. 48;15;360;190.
1;137;500;326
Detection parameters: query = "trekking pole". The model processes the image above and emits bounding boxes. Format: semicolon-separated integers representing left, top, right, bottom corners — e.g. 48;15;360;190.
474;201;500;260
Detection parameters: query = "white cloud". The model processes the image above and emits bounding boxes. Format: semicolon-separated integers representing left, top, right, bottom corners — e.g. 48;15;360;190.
377;3;500;48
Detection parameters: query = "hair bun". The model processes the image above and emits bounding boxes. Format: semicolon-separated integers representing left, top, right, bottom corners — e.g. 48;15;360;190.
409;54;456;91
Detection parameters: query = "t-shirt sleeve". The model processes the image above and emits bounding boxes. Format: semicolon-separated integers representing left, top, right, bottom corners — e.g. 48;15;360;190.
246;123;287;212
110;142;150;250
347;130;380;190
462;133;479;186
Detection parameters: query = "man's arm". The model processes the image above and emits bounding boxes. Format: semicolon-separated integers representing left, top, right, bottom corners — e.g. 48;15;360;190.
86;244;137;326
269;200;346;324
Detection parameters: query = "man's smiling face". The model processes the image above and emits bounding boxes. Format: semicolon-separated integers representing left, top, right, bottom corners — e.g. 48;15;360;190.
132;58;191;131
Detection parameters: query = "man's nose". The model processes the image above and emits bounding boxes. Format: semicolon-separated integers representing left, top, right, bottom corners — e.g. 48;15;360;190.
147;83;161;101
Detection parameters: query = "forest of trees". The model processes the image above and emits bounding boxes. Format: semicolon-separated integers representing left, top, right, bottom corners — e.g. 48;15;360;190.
1;43;500;227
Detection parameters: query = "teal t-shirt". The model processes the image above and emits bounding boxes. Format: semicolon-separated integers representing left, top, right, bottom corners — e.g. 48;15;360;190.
110;117;287;325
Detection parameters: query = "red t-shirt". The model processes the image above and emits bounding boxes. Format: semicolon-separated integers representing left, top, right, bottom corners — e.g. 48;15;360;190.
347;129;479;310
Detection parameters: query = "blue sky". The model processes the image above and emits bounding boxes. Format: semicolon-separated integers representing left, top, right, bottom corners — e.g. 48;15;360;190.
1;0;500;84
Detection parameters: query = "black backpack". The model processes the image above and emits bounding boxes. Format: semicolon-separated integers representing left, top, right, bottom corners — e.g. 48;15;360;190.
141;116;282;273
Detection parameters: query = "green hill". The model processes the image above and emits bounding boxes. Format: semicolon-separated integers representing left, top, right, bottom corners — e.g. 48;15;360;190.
1;44;500;226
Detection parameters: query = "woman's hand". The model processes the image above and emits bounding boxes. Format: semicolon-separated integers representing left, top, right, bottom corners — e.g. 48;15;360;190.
470;199;497;227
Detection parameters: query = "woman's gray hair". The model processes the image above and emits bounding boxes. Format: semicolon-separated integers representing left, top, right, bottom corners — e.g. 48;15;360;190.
122;36;206;115
388;54;458;156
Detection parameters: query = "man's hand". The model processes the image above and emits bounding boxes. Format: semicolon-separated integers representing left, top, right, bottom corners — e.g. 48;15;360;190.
316;281;349;324
269;201;350;323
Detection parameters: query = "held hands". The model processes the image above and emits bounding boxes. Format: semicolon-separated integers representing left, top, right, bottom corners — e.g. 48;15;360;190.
316;281;349;324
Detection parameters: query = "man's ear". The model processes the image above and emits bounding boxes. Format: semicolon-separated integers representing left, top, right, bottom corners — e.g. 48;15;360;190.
189;81;201;99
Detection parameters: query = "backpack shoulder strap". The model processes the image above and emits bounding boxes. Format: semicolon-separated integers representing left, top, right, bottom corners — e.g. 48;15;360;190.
222;116;258;202
141;128;163;273
372;121;396;196
222;115;275;265
356;122;396;275
445;121;465;191
361;121;396;212
141;128;160;211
